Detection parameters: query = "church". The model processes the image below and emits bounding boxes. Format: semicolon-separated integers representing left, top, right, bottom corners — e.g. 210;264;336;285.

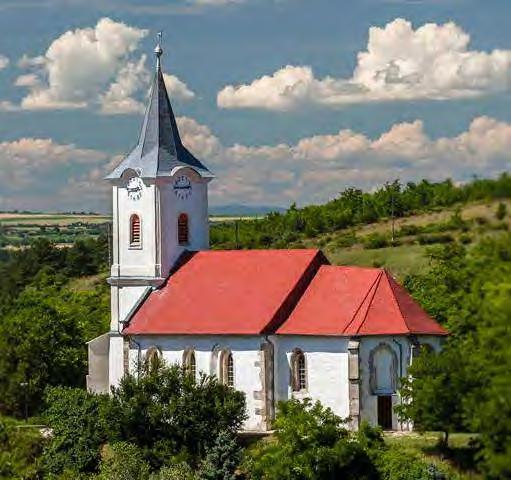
87;39;447;433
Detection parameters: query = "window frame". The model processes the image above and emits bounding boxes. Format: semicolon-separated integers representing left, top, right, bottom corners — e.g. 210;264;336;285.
177;213;189;246
129;213;142;249
290;349;308;393
183;348;197;380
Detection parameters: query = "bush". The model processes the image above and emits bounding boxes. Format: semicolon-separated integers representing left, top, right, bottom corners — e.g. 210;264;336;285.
417;234;454;245
0;416;45;479
97;442;151;480
246;399;377;480
495;202;507;220
375;447;453;480
197;430;241;480
42;387;113;476
363;233;390;249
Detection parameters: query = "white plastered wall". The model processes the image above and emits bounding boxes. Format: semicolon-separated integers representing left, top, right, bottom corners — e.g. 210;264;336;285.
273;336;350;420
128;335;267;432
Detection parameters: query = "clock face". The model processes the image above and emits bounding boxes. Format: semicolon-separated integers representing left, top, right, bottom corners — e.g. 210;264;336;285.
173;175;192;200
127;176;144;201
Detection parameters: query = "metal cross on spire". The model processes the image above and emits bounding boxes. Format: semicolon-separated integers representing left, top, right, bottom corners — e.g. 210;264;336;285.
154;31;163;71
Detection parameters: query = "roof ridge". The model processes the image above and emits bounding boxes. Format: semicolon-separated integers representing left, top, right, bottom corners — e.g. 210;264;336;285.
354;270;384;335
342;269;383;335
384;269;410;332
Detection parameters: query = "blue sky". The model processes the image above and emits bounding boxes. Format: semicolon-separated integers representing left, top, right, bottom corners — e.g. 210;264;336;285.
0;0;510;212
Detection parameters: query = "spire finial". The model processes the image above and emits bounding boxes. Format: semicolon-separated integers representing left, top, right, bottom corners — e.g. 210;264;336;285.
154;31;163;71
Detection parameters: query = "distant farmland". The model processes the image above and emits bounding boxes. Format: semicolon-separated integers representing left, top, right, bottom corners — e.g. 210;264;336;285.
0;212;258;248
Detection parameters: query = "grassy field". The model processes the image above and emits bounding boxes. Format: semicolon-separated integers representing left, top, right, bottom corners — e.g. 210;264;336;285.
384;432;482;479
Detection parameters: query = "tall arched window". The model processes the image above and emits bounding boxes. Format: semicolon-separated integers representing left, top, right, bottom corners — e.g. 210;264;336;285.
291;349;307;392
130;214;141;247
226;353;234;387
183;349;196;380
219;350;234;387
178;213;189;245
145;346;161;371
369;343;398;395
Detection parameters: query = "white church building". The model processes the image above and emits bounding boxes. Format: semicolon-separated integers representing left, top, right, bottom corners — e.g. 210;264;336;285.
87;39;447;433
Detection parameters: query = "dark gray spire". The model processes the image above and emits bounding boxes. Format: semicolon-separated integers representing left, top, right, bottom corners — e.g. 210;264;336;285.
106;35;213;180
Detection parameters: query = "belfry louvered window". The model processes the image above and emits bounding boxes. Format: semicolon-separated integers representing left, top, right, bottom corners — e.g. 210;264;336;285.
178;213;189;245
130;214;141;247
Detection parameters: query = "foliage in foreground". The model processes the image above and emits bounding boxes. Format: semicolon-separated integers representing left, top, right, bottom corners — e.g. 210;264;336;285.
401;235;511;478
42;361;247;477
245;399;457;480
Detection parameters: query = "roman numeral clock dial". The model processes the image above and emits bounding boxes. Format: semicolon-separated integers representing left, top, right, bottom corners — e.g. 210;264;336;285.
173;175;192;200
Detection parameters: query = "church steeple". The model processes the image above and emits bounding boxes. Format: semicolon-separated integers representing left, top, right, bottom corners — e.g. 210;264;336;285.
107;34;213;180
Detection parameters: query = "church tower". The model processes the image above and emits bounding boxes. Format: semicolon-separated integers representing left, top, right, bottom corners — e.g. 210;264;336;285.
105;36;214;385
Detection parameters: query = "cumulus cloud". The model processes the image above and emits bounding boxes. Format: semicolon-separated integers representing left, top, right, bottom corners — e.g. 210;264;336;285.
180;115;511;206
5;115;511;211
218;18;511;110
12;18;195;114
163;74;195;101
0;55;9;70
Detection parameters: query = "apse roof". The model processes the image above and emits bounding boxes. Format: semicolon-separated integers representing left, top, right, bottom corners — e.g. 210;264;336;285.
277;265;447;336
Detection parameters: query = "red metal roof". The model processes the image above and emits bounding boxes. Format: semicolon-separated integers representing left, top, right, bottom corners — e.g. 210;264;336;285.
123;249;327;335
277;265;447;336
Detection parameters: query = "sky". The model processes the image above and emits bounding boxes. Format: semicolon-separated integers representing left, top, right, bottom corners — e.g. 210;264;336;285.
0;0;511;212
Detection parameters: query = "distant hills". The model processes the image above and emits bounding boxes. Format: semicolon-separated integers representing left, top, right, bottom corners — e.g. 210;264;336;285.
209;204;287;216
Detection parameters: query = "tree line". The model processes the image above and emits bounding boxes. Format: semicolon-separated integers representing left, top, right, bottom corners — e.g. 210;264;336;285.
211;173;511;249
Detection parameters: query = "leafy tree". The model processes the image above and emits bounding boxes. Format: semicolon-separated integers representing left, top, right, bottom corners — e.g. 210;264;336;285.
247;398;377;480
396;347;474;447
42;387;113;476
109;361;247;468
0;276;109;417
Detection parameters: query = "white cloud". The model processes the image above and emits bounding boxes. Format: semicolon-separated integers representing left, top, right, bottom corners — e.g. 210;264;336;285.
163;73;195;101
177;115;511;206
12;18;196;114
19;18;147;111
5;115;510;211
0;55;9;70
218;18;511;110
99;55;149;114
14;74;40;87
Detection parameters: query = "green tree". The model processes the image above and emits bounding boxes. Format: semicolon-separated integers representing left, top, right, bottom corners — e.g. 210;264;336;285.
396;347;473;447
42;387;113;476
197;430;241;480
109;362;247;468
247;399;377;480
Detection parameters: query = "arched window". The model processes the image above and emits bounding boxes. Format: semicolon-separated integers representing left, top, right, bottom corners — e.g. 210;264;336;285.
226;353;234;387
291;349;307;392
130;214;141;247
178;213;189;245
219;350;234;387
145;346;161;370
369;343;398;395
183;349;196;380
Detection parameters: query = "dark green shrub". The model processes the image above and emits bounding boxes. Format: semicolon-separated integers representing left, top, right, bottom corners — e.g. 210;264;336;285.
363;233;390;249
417;234;454;245
496;202;507;220
246;399;377;480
